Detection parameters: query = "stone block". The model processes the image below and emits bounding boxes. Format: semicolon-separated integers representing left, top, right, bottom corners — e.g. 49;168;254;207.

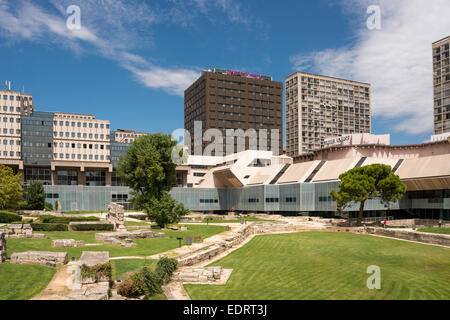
10;251;68;265
79;251;109;267
52;239;84;248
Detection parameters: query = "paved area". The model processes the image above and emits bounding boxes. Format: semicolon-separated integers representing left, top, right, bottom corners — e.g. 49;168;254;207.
31;262;77;300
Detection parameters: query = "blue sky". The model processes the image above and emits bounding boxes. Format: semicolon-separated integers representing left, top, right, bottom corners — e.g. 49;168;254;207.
0;0;449;147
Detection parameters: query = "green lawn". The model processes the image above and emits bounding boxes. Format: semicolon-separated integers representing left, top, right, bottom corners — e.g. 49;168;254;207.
111;259;157;280
418;228;450;235
185;232;450;300
6;224;226;259
0;263;56;300
125;220;152;227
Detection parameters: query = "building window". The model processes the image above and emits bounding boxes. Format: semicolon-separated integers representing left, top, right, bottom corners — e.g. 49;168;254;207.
85;170;106;186
57;170;78;186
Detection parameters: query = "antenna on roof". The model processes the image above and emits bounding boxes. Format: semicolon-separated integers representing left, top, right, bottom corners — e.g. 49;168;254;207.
4;80;11;91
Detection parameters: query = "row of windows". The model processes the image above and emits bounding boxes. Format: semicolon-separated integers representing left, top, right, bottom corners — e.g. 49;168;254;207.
54;142;107;150
1;95;31;101
2;151;19;157
55;153;108;160
54;121;109;129
2;117;20;123
199;199;219;203
2;139;20;145
318;196;334;202
1;128;20;134
53;132;109;139
2;106;21;112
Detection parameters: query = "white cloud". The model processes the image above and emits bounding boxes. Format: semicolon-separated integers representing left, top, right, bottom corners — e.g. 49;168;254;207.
126;65;200;96
0;0;252;96
290;0;450;135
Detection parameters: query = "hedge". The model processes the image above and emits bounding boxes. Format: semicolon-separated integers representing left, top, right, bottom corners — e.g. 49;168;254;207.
30;223;69;231
117;257;178;298
39;215;100;224
70;223;114;231
0;211;22;223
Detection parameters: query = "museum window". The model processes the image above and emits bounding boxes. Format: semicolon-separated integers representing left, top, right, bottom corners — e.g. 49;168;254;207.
85;170;106;186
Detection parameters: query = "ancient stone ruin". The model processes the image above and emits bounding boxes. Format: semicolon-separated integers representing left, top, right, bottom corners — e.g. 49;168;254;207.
106;203;126;231
0;232;6;262
5;224;45;239
172;266;223;283
67;251;111;300
52;239;85;248
10;251;68;266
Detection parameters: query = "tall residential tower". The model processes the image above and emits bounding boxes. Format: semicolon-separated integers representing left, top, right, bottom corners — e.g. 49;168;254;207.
433;36;450;134
285;72;371;157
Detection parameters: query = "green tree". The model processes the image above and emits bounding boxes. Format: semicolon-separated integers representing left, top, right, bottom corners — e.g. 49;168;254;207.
117;133;177;208
26;181;46;210
144;192;189;228
0;164;24;210
330;164;406;225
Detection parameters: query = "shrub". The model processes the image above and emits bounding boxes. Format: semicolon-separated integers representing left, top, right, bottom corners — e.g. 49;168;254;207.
155;257;178;283
45;202;53;211
0;211;22;223
141;267;163;296
26;181;46;210
70;223;114;231
30;223;68;231
116;257;177;299
39;215;99;224
12;201;29;211
117;279;139;298
81;262;112;282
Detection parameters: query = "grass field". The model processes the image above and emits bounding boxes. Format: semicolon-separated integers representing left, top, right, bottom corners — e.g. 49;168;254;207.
185;232;450;300
418;228;450;235
0;263;56;300
6;224;226;259
111;259;157;280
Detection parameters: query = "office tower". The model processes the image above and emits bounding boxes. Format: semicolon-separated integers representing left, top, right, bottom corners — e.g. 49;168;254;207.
285;72;371;156
433;36;450;134
184;68;283;156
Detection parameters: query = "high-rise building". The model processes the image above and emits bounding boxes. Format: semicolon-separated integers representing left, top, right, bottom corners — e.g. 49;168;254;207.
285;72;371;157
433;36;450;134
0;89;34;171
184;68;283;156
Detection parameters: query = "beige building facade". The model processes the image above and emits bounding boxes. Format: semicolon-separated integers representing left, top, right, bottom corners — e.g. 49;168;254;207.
0;89;34;169
285;72;371;157
433;36;450;134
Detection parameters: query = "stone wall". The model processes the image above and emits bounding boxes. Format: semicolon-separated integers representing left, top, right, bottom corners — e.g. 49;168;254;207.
106;203;126;231
366;227;450;247
5;224;45;239
52;239;85;248
0;232;6;262
386;219;450;228
172;266;223;282
95;230;165;241
11;251;68;265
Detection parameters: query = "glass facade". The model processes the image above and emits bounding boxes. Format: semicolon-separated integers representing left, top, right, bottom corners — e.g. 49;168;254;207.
57;170;78;186
21;111;54;166
43;183;450;220
24;167;51;185
85;170;106;186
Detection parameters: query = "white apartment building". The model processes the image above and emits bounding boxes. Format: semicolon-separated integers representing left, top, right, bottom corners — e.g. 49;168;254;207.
52;112;110;163
285;72;371;157
0;89;34;168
